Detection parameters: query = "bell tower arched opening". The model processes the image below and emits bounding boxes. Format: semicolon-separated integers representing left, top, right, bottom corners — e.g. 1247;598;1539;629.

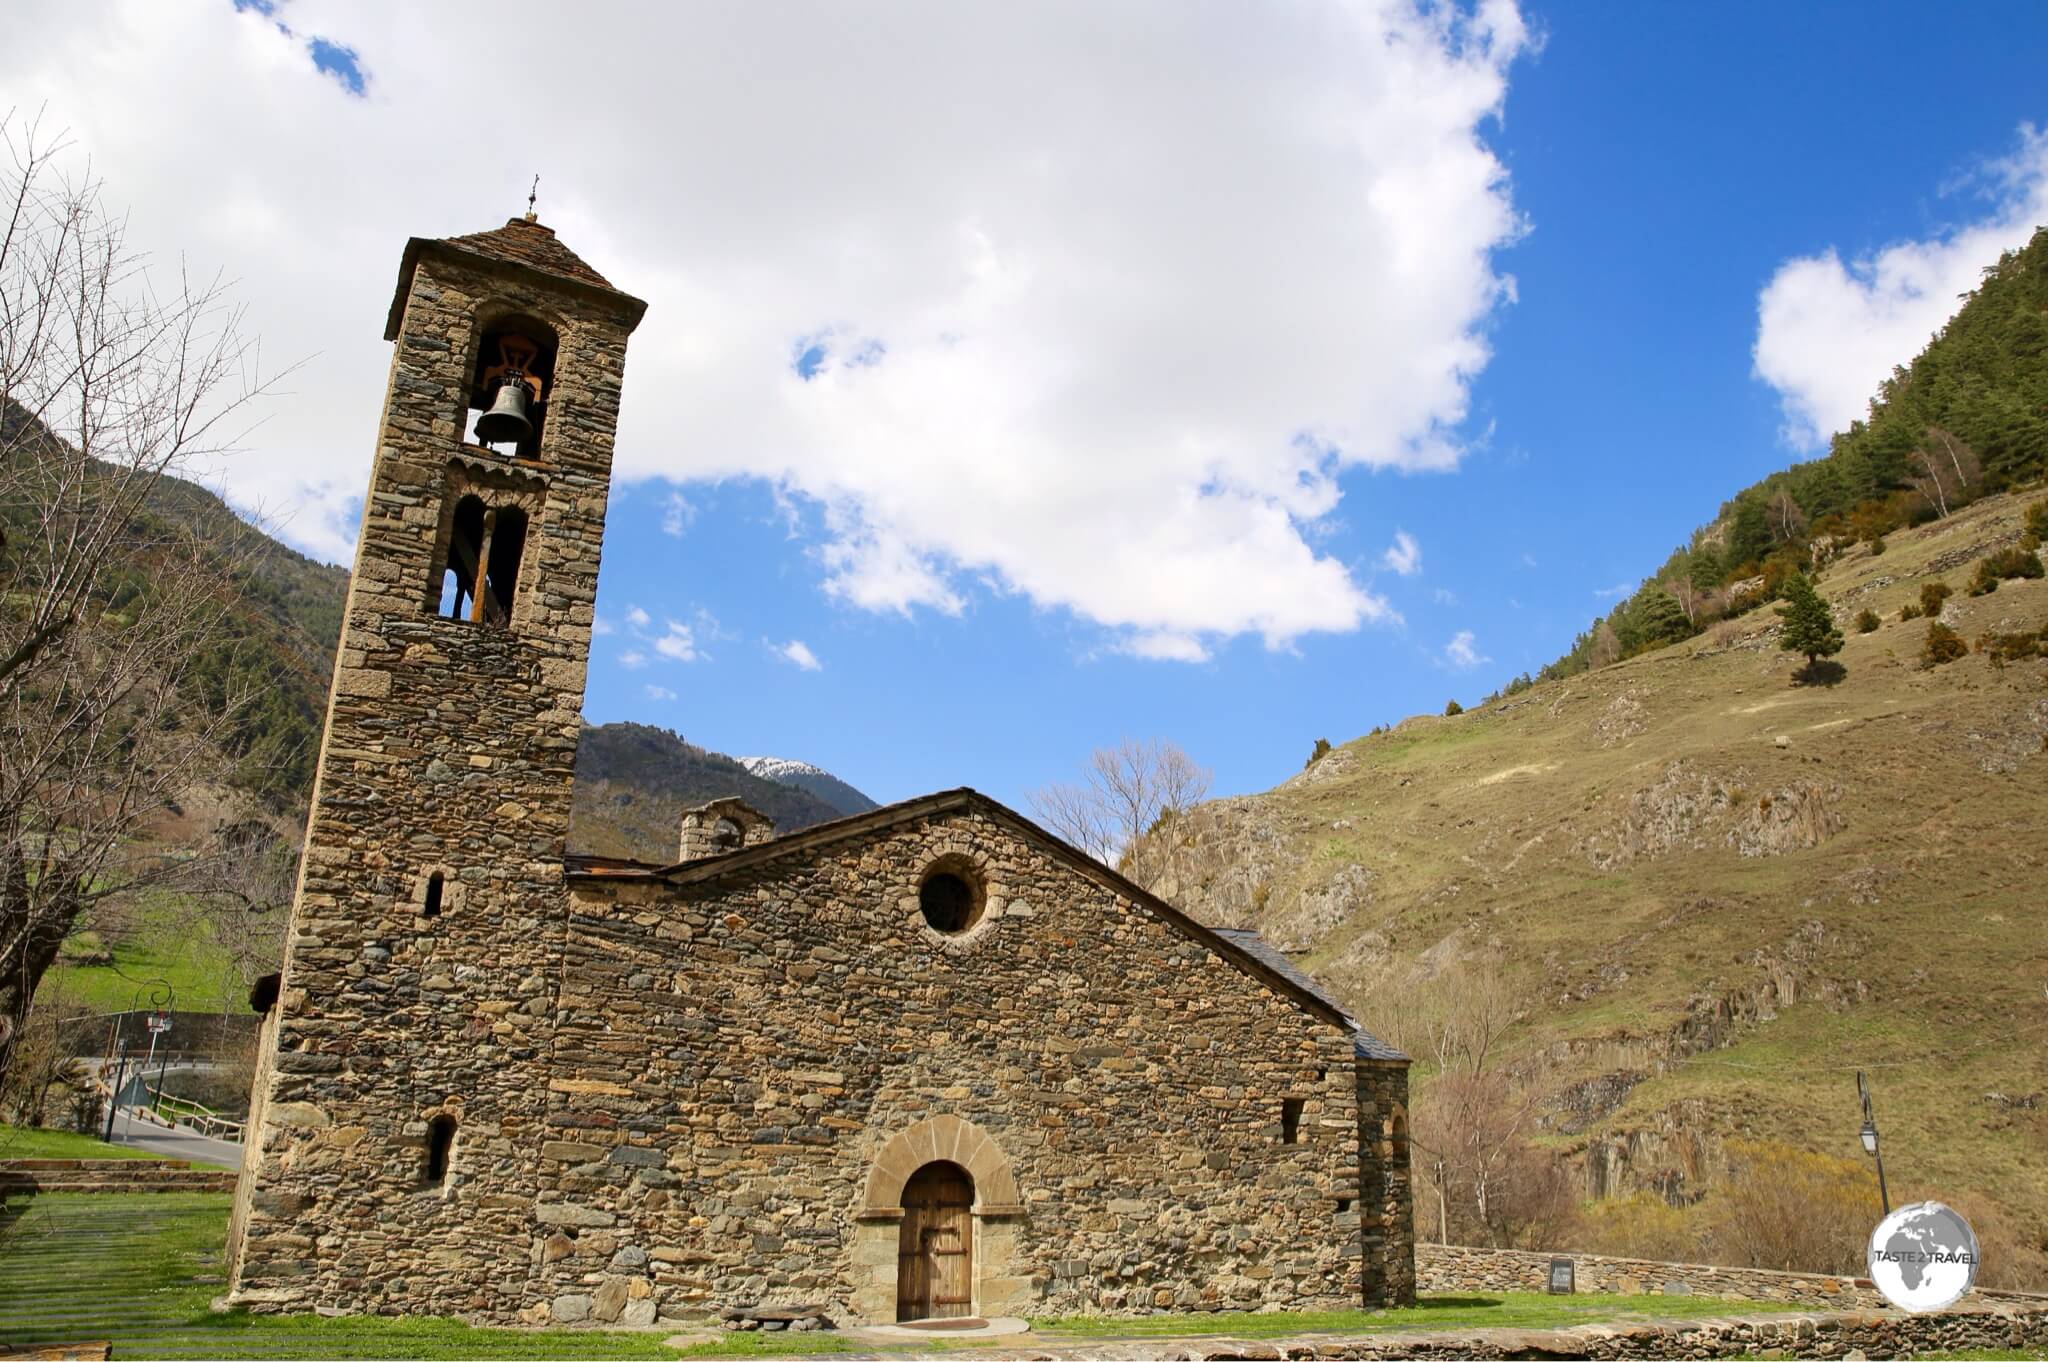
434;495;531;627
465;315;558;459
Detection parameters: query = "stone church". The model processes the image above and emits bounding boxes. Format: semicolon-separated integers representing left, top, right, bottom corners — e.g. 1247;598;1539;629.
224;214;1414;1327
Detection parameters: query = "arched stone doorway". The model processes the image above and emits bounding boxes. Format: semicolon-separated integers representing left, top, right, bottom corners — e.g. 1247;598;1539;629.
851;1116;1028;1322
896;1162;974;1321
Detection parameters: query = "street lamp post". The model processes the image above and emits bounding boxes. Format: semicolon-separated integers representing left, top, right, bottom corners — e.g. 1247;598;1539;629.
1857;1070;1890;1216
101;1014;128;1142
104;980;172;1144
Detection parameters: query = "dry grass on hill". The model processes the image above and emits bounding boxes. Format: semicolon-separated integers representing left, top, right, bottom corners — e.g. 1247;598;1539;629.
1134;489;2048;1248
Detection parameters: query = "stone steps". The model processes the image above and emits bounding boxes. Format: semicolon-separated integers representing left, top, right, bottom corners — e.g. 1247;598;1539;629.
0;1159;236;1195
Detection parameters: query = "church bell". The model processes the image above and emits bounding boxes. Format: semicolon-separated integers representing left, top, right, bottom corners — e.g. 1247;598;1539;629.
474;376;533;446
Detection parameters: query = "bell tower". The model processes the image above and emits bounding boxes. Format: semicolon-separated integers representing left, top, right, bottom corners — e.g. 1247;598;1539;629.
226;213;644;1317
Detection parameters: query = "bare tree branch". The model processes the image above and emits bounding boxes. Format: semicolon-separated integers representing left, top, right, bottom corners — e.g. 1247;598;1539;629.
0;109;279;1081
1028;737;1212;882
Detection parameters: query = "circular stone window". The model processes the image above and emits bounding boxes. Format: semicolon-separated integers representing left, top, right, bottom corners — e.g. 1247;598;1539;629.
918;862;985;935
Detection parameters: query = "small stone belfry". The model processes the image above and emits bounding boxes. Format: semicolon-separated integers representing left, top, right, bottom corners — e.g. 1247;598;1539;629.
224;213;645;1312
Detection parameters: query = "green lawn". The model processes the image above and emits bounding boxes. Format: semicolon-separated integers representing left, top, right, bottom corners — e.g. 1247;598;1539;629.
0;1194;681;1359
0;1125;156;1161
0;1191;1826;1361
1027;1290;1803;1339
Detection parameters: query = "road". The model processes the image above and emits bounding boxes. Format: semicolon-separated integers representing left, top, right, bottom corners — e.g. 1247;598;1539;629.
104;1106;242;1168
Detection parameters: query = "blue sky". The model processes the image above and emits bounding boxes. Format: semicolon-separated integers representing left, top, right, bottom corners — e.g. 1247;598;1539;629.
8;1;2047;811
584;3;2048;805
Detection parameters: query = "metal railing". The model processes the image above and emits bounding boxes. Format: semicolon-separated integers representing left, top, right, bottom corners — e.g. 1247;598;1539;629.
143;1090;245;1143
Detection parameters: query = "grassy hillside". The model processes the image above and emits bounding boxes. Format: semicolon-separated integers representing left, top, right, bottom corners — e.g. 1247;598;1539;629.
1134;489;2048;1227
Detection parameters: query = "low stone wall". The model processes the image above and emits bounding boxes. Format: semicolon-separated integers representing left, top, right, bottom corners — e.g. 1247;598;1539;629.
1419;1242;2048;1311
992;1301;2048;1359
0;1159;237;1194
1420;1242;1885;1308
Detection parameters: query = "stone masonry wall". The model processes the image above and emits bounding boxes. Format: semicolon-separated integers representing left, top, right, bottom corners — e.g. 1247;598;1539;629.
1354;1059;1412;1307
1418;1242;2048;1310
225;244;637;1318
540;807;1404;1327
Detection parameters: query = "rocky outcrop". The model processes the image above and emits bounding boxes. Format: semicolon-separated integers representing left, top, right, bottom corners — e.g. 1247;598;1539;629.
1578;763;1841;868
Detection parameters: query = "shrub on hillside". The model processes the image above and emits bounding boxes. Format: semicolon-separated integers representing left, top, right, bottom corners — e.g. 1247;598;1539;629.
1866;536;1886;555
1977;627;2048;666
1703;1140;1876;1275
2025;498;2048;549
1578;1192;1701;1264
1924;621;1969;666
1854;609;1880;633
1969;546;2044;595
1937;1192;2048;1292
1920;581;1953;617
1304;737;1333;770
1899;603;1922;621
1443;699;1464;717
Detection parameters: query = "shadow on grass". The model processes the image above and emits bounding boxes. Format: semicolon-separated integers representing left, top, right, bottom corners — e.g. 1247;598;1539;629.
1411;1297;1502;1310
1793;659;1848;687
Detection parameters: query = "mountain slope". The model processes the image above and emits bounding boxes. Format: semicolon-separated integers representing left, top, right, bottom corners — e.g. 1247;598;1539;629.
738;756;880;816
1536;224;2048;687
568;723;851;861
1130;489;2048;1223
1;399;347;810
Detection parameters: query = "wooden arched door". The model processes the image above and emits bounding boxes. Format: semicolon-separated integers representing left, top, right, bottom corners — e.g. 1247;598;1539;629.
896;1161;974;1321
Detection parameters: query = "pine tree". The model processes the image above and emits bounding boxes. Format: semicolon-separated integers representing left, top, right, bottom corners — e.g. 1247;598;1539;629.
1776;571;1844;683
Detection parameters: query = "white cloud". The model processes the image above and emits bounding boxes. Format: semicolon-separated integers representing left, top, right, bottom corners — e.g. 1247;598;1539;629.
0;0;1529;656
625;605;653;630
643;684;677;701
1381;531;1423;577
1120;630;1212;664
653;622;697;662
776;639;823;671
660;492;695;538
1755;125;2048;450
1593;581;1634;599
591;615;614;636
1444;630;1488;669
618;649;647;670
1431;587;1458;606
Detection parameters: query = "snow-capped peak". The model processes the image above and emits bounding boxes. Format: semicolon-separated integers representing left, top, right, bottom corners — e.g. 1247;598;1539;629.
738;756;829;782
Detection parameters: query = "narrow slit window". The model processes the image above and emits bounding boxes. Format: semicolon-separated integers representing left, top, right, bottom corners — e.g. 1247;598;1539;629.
426;1113;457;1185
1281;1098;1304;1145
423;872;444;919
1336;1198;1353;1213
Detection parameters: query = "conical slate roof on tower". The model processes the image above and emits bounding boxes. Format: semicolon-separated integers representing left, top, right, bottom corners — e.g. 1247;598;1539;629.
443;216;615;290
384;213;645;339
